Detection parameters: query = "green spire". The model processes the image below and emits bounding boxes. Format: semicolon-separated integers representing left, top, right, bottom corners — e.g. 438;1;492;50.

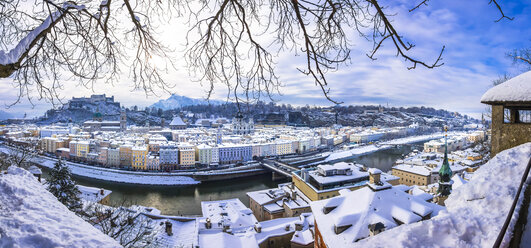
438;126;453;197
439;126;452;181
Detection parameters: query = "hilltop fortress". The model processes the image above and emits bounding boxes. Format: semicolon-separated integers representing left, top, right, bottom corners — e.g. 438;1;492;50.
66;94;120;109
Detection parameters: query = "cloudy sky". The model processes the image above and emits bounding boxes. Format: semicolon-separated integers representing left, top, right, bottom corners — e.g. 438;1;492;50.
0;0;530;119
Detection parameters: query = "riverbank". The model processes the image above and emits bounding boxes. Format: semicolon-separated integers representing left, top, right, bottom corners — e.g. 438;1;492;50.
320;132;465;164
1;145;270;186
0;132;453;186
38;140;422;215
31;154;201;185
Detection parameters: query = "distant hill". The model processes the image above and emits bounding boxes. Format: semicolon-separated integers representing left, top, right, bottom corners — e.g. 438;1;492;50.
37;94;167;126
180;103;479;128
150;94;223;111
34;94;479;128
0;110;14;120
37;94;122;124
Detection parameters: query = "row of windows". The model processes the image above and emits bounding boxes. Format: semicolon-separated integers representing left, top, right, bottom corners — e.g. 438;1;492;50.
401;178;424;185
504;108;531;124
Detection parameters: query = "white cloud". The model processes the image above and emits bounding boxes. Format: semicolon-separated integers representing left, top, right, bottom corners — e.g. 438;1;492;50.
0;0;529;120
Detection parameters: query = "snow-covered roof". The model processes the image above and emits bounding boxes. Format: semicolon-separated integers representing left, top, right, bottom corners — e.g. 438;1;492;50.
77;185;112;203
357;142;531;247
170;116;186;126
200;198;257;232
247;184;311;213
28;165;42;175
310;185;444;246
451;174;468;189
410;185;434;201
199;231;258;248
481;70;531;104
393;163;432;176
312;163;368;185
0;166;120;247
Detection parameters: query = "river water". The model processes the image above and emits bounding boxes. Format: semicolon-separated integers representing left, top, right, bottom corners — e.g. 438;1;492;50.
43;142;423;215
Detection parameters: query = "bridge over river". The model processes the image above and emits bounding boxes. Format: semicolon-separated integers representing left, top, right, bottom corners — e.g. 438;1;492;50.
260;159;298;179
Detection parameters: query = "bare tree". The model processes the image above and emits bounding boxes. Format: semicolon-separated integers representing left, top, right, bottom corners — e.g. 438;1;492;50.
0;0;515;107
0;0;175;107
507;47;531;67
0;143;37;170
81;200;163;248
483;73;512;119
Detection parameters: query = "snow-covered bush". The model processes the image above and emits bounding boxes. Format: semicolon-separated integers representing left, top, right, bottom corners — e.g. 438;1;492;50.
46;159;81;212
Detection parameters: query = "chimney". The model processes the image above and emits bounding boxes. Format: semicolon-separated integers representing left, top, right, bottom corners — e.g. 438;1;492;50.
222;222;231;233
165;221;173;236
284;224;290;231
295;222;303;231
205;218;212;229
100;189;104;195
254;223;262;233
369;168;382;185
127;216;134;225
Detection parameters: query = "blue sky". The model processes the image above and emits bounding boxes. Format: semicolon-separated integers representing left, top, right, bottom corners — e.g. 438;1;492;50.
0;0;530;119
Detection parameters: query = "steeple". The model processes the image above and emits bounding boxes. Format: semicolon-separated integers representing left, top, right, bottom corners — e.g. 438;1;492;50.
120;107;126;132
436;125;453;206
93;107;103;122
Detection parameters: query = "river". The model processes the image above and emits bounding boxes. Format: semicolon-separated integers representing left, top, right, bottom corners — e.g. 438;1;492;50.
43;142;423;216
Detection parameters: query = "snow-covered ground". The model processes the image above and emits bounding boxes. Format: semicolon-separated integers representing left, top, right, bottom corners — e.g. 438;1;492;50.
356;142;531;247
33;155;201;185
324;132;460;163
0;166;121;247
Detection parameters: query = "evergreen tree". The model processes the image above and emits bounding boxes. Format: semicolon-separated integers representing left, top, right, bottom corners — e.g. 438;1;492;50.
47;159;81;212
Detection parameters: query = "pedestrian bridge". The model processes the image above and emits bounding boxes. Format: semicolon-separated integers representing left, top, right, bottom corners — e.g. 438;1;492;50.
260;160;296;178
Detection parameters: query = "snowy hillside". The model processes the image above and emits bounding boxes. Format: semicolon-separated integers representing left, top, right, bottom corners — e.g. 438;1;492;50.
150;94;223;110
0;166;121;247
357;142;531;247
308;110;474;128
38;100;122;124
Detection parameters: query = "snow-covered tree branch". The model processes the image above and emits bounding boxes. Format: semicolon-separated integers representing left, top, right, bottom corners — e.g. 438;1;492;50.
81;201;162;248
0;0;174;107
0;0;514;106
508;47;531;67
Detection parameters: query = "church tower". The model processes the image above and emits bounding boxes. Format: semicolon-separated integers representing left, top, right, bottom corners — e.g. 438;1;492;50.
216;127;223;145
436;125;453;206
93;107;103;122
120;107;127;132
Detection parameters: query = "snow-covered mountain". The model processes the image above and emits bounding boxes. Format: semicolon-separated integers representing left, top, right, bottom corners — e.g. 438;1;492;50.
150;94;223;110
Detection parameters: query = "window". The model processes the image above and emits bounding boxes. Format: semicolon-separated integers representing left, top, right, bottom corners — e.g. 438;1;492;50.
518;110;531;123
504;107;531;124
504;108;511;123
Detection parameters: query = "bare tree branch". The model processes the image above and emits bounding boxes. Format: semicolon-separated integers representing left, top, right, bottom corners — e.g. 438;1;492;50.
508;48;531;66
489;0;514;22
0;0;516;107
409;0;429;12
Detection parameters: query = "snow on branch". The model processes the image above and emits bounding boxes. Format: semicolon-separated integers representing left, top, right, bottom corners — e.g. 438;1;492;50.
0;2;89;79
